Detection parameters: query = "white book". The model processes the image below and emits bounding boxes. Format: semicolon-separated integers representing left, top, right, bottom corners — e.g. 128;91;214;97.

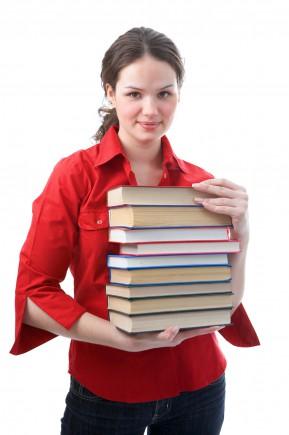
120;240;240;255
107;253;229;269
109;226;231;243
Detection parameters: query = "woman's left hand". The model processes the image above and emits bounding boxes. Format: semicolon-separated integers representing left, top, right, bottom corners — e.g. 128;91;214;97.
191;178;249;243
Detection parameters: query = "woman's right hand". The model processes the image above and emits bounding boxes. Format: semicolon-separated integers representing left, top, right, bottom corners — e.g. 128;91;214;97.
118;325;225;352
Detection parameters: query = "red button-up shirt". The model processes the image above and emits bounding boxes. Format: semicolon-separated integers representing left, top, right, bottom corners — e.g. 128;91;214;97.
10;124;260;403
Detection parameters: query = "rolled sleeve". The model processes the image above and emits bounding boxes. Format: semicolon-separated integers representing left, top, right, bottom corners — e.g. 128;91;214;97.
10;155;89;355
218;303;260;347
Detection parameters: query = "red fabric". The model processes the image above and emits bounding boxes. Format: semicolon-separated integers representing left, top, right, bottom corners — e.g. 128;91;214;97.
10;124;260;403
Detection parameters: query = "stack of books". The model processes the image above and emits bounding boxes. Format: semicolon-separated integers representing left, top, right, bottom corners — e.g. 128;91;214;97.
106;186;239;333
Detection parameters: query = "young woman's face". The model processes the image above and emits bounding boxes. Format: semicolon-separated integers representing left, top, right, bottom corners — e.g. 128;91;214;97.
105;54;180;148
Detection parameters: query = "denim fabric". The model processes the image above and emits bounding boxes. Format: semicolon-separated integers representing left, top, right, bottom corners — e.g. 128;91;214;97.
60;373;225;435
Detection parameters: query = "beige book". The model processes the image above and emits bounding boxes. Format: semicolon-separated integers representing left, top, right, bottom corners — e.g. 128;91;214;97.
106;281;232;298
109;308;232;333
107;186;216;207
109;265;231;285
109;205;231;228
108;292;233;315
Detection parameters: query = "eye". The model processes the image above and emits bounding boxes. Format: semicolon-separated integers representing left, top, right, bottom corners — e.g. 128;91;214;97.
126;92;141;98
158;91;171;98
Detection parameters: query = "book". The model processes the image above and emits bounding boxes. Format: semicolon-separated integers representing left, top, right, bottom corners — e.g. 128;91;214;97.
109;265;231;285
107;186;217;207
107;292;233;315
108;205;231;228
106;185;235;333
107;253;229;269
109;226;231;243
106;281;232;298
109;308;232;333
119;240;240;255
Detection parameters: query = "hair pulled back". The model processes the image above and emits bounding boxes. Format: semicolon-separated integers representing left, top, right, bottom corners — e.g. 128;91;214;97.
93;26;185;142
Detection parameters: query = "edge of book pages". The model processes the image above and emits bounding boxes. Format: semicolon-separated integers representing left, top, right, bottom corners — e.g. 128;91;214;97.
109;307;233;316
107;186;219;207
107;291;234;301
109;307;233;333
109;280;232;287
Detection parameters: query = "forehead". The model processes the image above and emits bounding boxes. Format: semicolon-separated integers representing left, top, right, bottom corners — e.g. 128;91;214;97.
116;55;177;87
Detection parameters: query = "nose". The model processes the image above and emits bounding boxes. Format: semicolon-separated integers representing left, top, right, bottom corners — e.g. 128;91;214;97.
142;96;159;116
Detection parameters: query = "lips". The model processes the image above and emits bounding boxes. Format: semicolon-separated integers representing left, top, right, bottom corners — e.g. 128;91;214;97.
138;122;160;125
138;122;160;130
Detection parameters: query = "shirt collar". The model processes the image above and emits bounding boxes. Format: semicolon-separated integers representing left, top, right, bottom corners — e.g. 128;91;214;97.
93;124;189;174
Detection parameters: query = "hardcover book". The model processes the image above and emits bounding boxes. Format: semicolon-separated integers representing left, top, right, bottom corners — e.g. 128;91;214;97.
109;308;232;333
109;226;231;243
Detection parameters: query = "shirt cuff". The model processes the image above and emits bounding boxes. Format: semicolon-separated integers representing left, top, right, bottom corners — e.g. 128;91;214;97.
218;302;260;347
10;269;87;355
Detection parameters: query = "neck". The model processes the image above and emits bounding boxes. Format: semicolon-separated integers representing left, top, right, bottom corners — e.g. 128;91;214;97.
118;128;163;168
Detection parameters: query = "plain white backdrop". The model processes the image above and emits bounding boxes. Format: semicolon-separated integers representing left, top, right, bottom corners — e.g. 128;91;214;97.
1;1;288;434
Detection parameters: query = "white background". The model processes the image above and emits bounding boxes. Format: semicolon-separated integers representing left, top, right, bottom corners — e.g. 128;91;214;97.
1;0;288;434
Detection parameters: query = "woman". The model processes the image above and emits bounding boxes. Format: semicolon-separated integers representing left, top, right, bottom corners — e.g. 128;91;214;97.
10;27;260;435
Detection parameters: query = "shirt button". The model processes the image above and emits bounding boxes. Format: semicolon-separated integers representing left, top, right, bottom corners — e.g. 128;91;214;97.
97;219;103;224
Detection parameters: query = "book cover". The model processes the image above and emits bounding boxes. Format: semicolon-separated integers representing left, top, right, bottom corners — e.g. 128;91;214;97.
109;264;232;285
107;186;218;207
107;253;229;268
106;281;232;298
107;292;233;314
109;226;232;243
119;240;240;255
109;307;232;333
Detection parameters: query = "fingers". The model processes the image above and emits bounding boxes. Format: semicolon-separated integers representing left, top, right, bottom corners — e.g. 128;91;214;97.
132;324;224;351
192;178;246;192
192;178;248;221
183;325;222;336
160;325;223;340
158;326;180;340
193;184;248;200
194;197;248;217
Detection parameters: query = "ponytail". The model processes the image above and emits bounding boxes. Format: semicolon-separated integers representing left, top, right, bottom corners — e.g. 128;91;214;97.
93;104;119;142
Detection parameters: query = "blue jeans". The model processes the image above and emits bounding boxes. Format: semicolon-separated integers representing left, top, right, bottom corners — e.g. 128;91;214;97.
60;373;225;435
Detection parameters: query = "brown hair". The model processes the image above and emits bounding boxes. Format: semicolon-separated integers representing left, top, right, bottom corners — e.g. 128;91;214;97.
93;26;185;142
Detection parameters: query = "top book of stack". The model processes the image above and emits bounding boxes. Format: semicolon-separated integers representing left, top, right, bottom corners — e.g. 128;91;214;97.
107;185;219;206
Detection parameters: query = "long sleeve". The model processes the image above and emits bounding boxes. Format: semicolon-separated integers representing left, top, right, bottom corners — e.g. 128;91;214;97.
218;302;260;347
10;154;89;355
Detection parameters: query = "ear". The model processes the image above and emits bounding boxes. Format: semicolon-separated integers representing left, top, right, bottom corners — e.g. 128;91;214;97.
105;83;115;105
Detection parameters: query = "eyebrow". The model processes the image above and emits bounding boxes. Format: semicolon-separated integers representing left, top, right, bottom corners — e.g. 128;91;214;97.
123;84;174;91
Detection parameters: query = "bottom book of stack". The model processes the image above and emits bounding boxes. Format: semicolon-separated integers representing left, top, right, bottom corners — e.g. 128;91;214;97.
106;282;233;333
